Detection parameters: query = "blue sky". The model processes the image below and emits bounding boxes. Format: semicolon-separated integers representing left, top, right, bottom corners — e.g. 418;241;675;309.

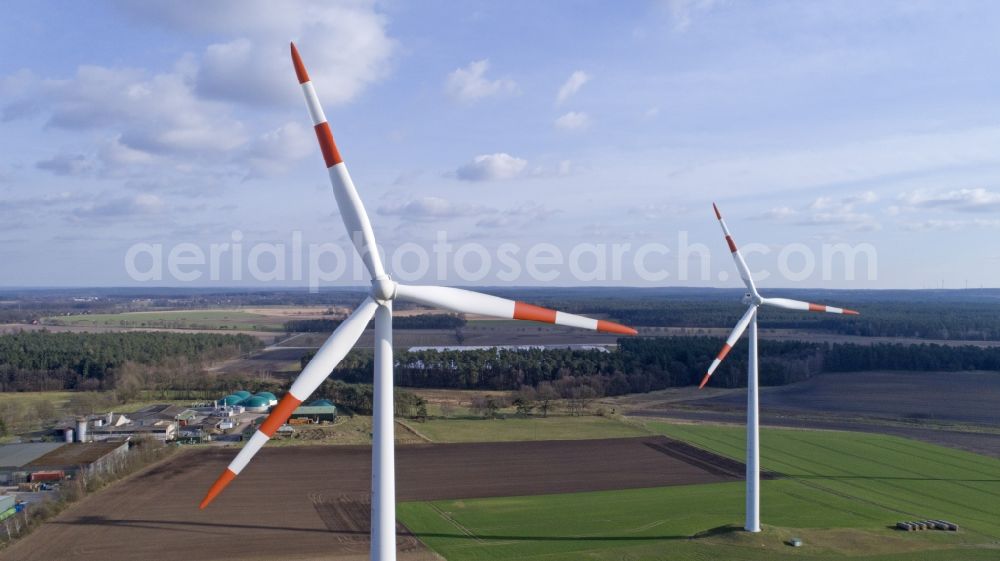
2;0;999;289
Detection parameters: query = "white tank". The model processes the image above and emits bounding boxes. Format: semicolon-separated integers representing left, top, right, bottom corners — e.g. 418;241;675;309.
64;428;74;443
106;412;114;425
76;419;88;442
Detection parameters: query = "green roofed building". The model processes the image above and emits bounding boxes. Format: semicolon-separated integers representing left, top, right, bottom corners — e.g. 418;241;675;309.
218;395;244;407
255;392;278;406
241;396;271;413
291;404;337;423
307;399;334;407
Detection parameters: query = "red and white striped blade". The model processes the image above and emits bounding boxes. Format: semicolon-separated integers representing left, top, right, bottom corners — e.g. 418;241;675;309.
199;297;378;509
291;42;386;280
713;203;758;297
699;305;756;389
762;297;859;315
393;284;638;335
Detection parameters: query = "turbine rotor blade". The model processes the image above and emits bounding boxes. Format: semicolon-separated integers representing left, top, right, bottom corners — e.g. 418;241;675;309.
291;42;386;280
713;203;758;297
699;305;756;389
761;297;859;315
199;297;379;509
393;284;637;335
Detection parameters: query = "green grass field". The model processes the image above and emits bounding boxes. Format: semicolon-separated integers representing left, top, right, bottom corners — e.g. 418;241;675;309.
45;310;282;331
398;422;1000;560
415;416;652;443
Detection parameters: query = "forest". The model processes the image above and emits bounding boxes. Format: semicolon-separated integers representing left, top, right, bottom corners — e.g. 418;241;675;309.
316;337;1000;397
0;331;260;392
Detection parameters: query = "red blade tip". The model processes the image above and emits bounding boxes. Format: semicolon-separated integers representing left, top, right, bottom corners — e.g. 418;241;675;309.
844;309;860;315
290;42;310;84
698;373;712;389
199;468;237;509
597;320;638;336
712;202;721;219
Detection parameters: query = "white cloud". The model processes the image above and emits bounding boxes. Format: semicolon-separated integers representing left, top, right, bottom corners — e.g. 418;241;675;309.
36;153;93;176
455;153;528;181
98;136;157;174
377;196;491;221
628;203;687;220
554;111;591;131
72;193;166;219
556;70;590;105
753;191;879;230
445;60;517;102
244;121;313;175
652;126;1000;200
753;206;797;220
901;218;1000;231
477;202;558;228
797;192;879;230
9;63;248;156
114;0;395;107
898;188;1000;212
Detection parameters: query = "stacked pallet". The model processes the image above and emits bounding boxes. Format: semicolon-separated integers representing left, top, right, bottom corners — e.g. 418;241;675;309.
895;520;958;531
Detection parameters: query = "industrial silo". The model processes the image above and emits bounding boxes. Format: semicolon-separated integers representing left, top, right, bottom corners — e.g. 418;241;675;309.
75;418;88;442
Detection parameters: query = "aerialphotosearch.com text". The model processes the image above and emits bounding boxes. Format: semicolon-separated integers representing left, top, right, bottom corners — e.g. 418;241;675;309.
124;230;877;291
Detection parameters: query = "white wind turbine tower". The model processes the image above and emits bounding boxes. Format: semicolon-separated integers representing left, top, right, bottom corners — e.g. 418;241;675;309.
198;43;637;561
699;203;858;533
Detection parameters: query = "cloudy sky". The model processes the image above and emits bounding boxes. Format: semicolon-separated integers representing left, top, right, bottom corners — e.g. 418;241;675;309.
2;0;999;289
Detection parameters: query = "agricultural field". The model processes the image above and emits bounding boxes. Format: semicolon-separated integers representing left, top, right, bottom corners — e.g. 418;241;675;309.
0;436;738;561
398;422;1000;561
413;415;652;443
614;371;1000;457
690;371;1000;425
44;310;286;331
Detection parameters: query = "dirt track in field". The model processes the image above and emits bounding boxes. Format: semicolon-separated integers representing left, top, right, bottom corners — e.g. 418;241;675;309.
0;437;742;561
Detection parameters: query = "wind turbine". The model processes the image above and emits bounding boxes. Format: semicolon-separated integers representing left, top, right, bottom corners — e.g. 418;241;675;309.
198;43;637;561
698;203;858;533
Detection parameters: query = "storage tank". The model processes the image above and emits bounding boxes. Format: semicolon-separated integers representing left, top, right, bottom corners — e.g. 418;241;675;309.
75;418;88;442
241;396;270;413
106;412;114;425
63;428;74;443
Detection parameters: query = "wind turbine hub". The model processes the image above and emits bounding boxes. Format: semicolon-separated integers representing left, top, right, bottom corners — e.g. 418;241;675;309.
741;292;753;305
371;277;396;302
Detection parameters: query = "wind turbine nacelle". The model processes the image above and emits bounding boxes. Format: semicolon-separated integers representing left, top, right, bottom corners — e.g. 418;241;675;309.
741;292;754;305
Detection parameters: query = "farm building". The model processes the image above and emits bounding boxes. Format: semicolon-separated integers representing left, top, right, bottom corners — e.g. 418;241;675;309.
0;443;64;485
26;441;129;479
290;403;337;423
0;441;128;484
90;419;177;442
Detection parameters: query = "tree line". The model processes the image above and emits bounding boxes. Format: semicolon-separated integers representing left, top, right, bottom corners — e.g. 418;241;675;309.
303;337;1000;398
0;331;260;392
599;302;1000;341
